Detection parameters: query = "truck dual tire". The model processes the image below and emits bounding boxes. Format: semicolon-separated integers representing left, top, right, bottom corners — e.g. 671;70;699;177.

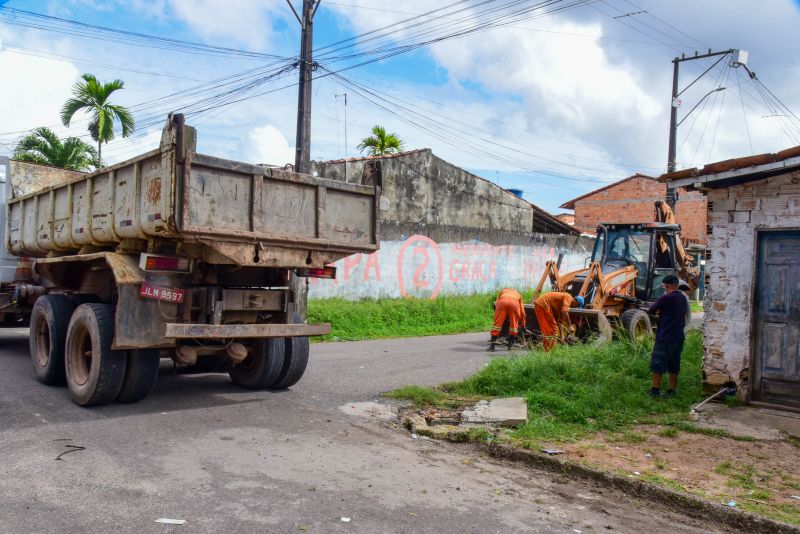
116;349;160;404
229;338;285;389
65;304;128;406
621;309;652;341
272;336;310;390
29;294;77;385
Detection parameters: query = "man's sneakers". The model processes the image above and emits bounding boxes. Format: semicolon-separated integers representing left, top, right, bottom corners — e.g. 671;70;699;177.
649;388;677;399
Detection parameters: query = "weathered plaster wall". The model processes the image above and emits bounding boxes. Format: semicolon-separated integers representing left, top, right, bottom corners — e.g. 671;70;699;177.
703;171;800;395
312;150;572;235
307;232;594;300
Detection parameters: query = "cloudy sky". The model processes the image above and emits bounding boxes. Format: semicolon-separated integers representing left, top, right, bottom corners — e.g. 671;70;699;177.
1;0;799;212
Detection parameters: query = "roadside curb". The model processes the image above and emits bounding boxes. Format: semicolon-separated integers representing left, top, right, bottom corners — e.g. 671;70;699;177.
477;442;799;534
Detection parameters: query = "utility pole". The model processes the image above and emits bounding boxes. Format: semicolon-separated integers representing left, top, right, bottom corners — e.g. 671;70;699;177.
288;0;321;175
335;93;348;182
666;48;745;207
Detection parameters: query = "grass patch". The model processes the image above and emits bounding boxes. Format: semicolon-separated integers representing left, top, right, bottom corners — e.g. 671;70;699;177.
641;473;686;493
436;330;705;443
690;302;704;313
308;293;507;341
658;427;679;438
384;385;448;406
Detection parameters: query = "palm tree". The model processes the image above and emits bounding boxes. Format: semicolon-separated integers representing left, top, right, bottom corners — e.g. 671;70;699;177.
357;125;405;156
60;73;135;164
13;127;99;171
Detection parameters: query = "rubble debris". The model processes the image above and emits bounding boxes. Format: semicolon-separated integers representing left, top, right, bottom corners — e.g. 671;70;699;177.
461;397;528;427
541;449;565;455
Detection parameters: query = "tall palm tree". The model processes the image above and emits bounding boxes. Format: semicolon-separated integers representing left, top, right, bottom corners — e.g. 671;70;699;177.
13;127;99;171
357;125;405;156
60;73;135;164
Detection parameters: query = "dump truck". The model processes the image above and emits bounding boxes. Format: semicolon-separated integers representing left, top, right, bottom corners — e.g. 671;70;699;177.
1;114;380;405
526;202;699;343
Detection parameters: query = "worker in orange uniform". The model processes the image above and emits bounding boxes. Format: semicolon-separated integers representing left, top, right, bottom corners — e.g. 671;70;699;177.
489;288;526;351
534;292;584;351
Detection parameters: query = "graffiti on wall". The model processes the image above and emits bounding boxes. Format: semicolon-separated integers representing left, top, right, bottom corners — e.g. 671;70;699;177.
308;234;589;300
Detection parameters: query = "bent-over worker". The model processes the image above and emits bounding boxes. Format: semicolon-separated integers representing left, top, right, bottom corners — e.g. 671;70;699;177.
534;292;583;351
489;288;525;351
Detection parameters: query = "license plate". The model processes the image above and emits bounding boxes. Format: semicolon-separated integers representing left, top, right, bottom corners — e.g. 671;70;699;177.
139;282;185;303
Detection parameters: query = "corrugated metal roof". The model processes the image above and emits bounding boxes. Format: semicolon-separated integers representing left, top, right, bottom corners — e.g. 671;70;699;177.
659;145;800;188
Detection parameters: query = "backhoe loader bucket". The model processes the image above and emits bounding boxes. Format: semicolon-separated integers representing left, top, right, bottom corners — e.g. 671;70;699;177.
568;308;612;345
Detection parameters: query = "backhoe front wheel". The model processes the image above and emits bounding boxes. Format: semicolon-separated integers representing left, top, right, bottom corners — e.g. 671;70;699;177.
621;309;652;341
65;304;128;406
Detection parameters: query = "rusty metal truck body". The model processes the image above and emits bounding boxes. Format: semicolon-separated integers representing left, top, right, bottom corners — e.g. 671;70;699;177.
1;115;380;405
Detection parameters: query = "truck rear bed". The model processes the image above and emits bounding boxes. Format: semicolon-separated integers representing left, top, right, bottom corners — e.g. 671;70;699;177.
6;115;379;268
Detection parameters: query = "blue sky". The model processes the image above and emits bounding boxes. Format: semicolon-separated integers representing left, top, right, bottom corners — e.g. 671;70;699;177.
1;0;799;212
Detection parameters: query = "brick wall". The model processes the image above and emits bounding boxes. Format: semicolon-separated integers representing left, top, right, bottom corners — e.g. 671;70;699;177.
702;171;800;397
572;177;707;243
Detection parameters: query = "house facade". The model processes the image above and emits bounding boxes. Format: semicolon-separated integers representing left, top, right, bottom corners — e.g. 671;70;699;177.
560;174;708;244
662;147;800;409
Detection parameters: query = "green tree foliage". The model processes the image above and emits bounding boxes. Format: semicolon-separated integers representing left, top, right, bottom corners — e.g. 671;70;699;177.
60;73;135;164
356;125;405;156
13;127;99;171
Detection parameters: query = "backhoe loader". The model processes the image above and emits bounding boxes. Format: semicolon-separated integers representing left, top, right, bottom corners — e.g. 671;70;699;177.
525;201;699;344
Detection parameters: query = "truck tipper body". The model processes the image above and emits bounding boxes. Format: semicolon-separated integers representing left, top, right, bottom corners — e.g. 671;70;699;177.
1;115;380;405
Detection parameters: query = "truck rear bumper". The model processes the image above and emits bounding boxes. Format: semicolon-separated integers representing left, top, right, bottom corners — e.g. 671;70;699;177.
164;322;331;339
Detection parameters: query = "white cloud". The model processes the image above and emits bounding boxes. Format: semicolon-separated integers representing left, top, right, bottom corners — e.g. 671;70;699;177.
241;124;295;166
0;46;78;138
168;0;286;50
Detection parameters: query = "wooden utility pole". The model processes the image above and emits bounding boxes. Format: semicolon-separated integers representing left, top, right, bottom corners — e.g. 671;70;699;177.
666;48;738;207
288;0;320;174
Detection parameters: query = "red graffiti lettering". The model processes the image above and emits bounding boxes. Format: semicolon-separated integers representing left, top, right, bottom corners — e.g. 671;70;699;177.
363;252;381;281
397;235;442;299
342;253;362;282
412;246;430;289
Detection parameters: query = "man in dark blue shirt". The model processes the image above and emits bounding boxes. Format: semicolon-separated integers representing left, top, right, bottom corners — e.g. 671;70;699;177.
647;274;689;398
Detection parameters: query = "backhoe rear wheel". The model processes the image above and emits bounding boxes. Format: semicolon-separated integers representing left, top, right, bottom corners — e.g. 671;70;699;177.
621;309;652;341
65;304;128;406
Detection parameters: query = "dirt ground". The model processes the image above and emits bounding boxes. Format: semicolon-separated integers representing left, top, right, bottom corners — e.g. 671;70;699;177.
553;425;800;524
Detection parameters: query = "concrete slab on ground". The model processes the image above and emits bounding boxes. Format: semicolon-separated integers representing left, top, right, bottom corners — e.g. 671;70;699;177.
461;397;528;427
695;402;800;440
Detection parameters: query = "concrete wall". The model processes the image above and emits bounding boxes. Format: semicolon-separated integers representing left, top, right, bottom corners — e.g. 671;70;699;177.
308;231;594;300
312;149;575;235
702;171;800;395
572;177;707;243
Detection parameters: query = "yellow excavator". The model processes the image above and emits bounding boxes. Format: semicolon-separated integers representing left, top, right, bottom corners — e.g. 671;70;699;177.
526;201;699;343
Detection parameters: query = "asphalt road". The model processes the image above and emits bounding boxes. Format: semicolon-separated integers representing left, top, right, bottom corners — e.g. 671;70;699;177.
0;327;719;534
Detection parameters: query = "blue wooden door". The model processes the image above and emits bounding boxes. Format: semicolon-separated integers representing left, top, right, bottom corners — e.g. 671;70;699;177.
753;232;800;407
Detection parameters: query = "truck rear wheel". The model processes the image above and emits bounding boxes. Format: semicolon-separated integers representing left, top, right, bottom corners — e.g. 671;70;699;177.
272;336;310;389
65;304;128;406
229;338;285;389
621;309;652;341
115;349;160;404
29;294;76;385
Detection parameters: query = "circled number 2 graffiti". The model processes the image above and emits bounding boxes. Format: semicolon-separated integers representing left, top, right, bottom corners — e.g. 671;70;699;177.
397;235;443;299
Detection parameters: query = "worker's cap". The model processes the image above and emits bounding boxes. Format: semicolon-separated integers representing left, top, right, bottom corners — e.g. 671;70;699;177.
678;280;691;291
575;296;585;308
662;274;679;285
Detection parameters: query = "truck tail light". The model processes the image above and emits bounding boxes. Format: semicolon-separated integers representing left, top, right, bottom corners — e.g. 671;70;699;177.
140;254;192;273
295;265;336;279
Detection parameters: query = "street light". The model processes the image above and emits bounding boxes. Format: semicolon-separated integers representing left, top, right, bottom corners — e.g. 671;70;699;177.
676;86;726;127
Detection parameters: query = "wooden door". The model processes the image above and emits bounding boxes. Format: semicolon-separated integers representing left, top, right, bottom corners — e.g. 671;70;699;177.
753;231;800;407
